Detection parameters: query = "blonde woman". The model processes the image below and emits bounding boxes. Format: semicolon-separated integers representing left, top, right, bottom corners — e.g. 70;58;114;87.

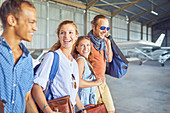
32;21;86;113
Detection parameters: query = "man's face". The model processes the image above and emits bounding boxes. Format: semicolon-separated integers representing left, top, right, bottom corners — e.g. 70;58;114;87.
15;3;38;42
92;18;109;39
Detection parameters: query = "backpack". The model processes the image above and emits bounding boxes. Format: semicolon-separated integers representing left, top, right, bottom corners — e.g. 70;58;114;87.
34;50;59;102
105;36;128;78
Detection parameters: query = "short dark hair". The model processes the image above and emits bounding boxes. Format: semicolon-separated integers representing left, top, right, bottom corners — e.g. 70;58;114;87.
0;0;35;29
91;14;108;28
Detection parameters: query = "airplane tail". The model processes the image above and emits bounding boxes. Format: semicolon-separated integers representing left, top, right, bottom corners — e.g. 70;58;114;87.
155;33;165;47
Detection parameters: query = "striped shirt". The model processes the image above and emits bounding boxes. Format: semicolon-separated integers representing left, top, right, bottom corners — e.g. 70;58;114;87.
0;37;33;113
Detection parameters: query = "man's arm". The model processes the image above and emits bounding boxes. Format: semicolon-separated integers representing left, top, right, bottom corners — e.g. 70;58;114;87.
105;35;113;62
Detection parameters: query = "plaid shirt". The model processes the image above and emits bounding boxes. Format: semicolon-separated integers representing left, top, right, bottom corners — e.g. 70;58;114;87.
0;37;33;113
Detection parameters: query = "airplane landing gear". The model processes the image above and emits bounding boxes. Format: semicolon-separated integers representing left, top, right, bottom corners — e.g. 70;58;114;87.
161;63;164;67
139;61;142;65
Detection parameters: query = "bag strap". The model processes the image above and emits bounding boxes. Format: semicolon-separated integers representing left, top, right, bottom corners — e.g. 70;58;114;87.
108;36;129;64
45;51;59;99
97;86;103;102
85;59;104;102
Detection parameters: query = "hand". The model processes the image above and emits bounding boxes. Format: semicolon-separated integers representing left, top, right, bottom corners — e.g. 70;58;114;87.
95;78;102;86
105;33;112;41
105;33;111;38
104;34;111;45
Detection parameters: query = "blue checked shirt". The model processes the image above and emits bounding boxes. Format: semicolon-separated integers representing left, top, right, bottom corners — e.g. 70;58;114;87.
0;37;34;113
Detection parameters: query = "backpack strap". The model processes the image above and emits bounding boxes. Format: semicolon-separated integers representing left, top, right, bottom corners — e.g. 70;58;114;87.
48;51;59;83
45;51;59;100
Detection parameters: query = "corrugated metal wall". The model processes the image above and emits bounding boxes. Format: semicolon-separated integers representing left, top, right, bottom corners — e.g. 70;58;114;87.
23;0;85;49
112;16;128;41
152;20;170;47
0;0;151;49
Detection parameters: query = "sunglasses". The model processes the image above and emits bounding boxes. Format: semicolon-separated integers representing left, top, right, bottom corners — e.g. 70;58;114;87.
71;74;77;89
100;26;110;31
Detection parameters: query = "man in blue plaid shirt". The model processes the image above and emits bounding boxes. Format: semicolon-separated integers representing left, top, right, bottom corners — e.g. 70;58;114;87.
0;0;38;112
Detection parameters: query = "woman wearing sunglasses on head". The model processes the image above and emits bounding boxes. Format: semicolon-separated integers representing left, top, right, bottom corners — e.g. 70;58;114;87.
72;36;102;107
88;15;115;113
32;20;86;113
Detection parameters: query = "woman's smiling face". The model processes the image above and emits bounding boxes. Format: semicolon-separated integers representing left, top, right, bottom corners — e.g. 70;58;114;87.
76;38;91;58
59;23;78;49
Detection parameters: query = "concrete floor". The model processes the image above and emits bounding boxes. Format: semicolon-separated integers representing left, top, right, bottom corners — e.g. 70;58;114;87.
106;60;170;113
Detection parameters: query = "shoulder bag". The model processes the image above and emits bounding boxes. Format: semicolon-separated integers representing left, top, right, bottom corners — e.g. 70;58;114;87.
48;95;73;113
28;51;73;113
0;100;6;113
42;51;73;113
77;86;108;113
105;35;128;78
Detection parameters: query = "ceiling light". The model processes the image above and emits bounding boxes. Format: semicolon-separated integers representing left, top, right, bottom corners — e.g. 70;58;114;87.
125;15;129;24
150;0;158;16
151;10;158;16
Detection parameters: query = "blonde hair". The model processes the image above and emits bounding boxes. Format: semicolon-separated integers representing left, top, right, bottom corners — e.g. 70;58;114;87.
50;20;79;51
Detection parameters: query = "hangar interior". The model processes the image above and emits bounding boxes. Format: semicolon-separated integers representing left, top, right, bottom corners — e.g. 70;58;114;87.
1;0;169;49
0;0;170;113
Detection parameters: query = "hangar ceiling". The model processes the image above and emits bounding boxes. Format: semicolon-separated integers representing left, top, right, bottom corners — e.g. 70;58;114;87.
49;0;170;27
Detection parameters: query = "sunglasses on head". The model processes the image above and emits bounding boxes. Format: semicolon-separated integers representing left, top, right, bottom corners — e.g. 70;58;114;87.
71;74;77;89
100;26;110;31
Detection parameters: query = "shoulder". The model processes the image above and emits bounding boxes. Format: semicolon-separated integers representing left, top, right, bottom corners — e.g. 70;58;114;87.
76;56;85;61
76;57;84;64
90;41;94;46
27;54;33;64
45;51;55;59
90;42;95;50
40;51;56;65
48;51;59;58
76;56;86;64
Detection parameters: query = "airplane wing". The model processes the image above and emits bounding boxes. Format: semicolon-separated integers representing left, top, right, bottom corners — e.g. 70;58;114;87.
115;33;166;64
160;47;170;49
116;33;165;49
126;57;140;62
117;40;158;49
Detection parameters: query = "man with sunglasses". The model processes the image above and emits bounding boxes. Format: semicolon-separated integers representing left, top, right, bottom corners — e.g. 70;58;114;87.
88;15;115;113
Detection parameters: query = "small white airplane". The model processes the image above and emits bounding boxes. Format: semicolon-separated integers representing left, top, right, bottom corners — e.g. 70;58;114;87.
116;33;170;66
